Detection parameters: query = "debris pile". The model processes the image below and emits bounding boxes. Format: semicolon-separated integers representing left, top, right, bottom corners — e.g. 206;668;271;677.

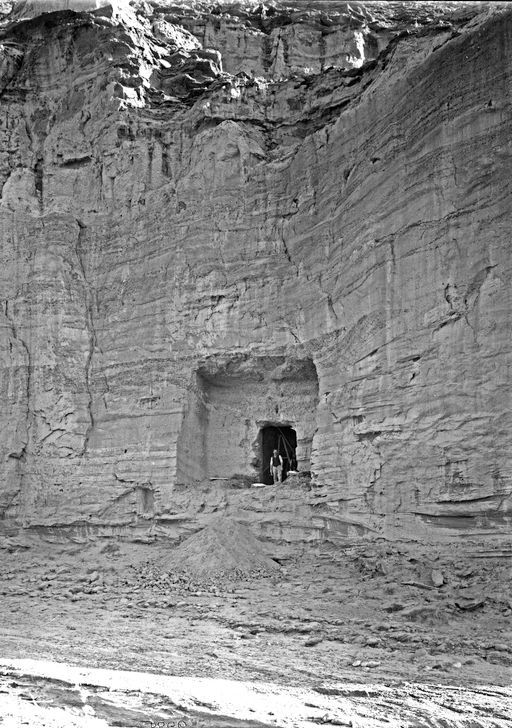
160;517;280;580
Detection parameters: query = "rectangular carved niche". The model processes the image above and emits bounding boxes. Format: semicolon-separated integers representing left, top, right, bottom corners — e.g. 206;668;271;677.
176;354;318;485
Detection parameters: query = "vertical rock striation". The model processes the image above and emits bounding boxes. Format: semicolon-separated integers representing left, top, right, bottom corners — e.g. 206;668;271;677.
0;0;511;541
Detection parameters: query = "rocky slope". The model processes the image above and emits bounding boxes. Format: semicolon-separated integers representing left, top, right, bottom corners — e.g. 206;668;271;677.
0;0;511;542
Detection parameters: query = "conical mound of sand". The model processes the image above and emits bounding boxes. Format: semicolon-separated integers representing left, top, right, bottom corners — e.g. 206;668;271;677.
163;517;280;577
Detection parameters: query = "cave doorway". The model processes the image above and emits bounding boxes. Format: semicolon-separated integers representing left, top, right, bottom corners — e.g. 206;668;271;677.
260;425;297;484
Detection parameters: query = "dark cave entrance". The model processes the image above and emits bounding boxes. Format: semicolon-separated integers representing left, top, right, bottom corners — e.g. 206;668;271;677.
260;425;297;484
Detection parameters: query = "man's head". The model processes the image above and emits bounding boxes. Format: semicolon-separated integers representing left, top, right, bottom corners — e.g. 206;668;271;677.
273;449;278;456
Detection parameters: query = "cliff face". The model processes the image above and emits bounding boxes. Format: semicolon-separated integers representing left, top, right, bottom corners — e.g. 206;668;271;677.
0;0;511;542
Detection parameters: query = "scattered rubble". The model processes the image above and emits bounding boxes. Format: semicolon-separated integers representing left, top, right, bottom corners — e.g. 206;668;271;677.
0;537;510;690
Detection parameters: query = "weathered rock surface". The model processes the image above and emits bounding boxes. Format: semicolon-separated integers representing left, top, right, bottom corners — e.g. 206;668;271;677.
0;0;511;541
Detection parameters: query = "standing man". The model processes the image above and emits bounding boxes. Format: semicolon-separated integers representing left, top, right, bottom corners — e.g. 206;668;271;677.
270;449;283;484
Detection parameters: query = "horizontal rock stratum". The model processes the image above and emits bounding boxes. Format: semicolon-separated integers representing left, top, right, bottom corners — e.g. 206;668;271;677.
0;0;511;542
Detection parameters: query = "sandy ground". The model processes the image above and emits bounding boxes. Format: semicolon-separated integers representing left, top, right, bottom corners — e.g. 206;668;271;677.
0;534;511;726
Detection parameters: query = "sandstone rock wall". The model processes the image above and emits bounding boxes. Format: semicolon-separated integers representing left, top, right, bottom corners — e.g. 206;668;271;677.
0;0;511;542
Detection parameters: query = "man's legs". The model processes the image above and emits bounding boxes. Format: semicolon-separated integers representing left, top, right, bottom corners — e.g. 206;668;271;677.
272;466;281;484
277;466;282;483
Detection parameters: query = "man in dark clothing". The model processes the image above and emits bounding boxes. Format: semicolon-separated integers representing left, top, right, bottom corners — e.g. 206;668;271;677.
270;449;283;484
